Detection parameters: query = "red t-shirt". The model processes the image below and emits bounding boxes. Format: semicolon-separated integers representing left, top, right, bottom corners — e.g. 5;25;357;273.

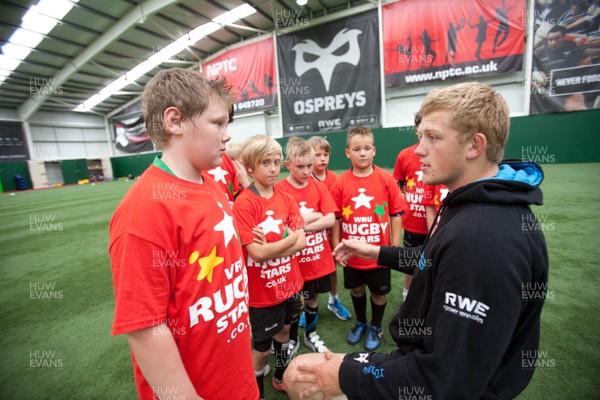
425;184;450;212
109;165;258;400
311;169;338;190
330;166;404;270
276;178;338;281
207;154;242;207
233;186;305;307
393;143;430;235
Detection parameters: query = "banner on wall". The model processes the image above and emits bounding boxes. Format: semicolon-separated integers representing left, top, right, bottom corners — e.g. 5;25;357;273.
113;117;154;153
0;122;29;162
203;37;277;114
383;0;526;87
111;102;154;153
530;0;600;114
277;10;381;135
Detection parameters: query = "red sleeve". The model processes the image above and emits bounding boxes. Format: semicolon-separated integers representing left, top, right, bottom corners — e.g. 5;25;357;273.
232;192;259;246
316;181;338;215
329;178;344;219
385;170;404;215
284;192;304;230
110;233;172;335
392;150;405;182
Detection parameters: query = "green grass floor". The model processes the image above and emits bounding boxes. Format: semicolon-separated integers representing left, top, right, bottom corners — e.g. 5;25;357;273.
0;164;598;399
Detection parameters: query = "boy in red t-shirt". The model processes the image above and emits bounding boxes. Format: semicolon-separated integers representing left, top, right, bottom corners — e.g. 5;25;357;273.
330;127;403;351
277;137;338;355
109;68;258;400
207;153;246;207
307;136;351;321
393;142;430;299
233;134;306;397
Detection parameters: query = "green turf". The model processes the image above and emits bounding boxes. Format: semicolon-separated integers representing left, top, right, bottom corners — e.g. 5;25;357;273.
0;164;598;399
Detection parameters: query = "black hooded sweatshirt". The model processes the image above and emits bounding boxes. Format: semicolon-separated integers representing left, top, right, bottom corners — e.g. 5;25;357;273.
338;161;549;399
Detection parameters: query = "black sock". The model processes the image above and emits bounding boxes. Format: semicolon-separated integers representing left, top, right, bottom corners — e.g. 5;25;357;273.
370;298;387;328
255;372;264;398
305;304;318;335
273;339;288;381
289;319;299;343
351;293;367;324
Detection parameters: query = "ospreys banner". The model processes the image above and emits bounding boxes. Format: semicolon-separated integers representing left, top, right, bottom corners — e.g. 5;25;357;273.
111;102;154;153
383;0;525;87
530;0;600;114
203;37;276;114
277;10;380;135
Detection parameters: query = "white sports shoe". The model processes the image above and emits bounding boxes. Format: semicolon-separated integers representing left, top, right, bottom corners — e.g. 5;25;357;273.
304;332;328;353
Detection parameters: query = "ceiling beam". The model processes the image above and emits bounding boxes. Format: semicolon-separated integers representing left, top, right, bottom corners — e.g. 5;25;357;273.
17;0;179;121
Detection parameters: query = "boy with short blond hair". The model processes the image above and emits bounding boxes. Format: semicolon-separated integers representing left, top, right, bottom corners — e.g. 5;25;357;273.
330;126;403;351
233;134;306;397
277;137;338;355
109;68;258;400
307;136;351;321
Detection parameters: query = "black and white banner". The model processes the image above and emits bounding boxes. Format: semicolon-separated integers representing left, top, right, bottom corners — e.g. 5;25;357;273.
0;122;29;162
277;10;381;135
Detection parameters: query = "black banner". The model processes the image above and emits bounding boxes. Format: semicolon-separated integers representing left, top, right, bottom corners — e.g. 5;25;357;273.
0;122;29;163
277;10;381;135
111;101;154;153
113;116;154;153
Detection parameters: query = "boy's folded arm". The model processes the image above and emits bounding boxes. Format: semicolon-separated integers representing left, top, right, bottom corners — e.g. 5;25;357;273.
244;230;301;262
304;212;335;232
301;212;324;224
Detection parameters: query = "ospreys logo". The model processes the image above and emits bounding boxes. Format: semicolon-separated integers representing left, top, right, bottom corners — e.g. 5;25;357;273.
292;28;362;91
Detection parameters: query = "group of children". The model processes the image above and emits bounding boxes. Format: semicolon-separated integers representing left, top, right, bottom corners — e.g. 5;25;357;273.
109;68;445;400
222;129;400;397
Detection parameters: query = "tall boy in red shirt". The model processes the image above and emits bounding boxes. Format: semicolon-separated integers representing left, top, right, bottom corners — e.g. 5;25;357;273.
393;116;431;300
330;126;403;351
277;137;338;355
109;68;258;400
307;136;351;321
233;134;306;397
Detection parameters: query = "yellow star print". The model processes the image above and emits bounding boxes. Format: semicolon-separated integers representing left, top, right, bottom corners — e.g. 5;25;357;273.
407;177;415;190
189;246;224;283
342;204;354;220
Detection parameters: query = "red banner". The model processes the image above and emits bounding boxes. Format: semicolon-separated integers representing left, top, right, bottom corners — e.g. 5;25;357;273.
202;37;276;113
383;0;526;87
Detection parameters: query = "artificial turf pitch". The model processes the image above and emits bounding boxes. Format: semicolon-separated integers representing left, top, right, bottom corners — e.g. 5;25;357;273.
0;163;598;399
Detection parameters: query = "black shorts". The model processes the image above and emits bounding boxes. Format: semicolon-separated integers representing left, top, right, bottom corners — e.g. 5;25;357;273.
343;267;391;295
403;230;427;247
302;275;332;300
249;294;302;345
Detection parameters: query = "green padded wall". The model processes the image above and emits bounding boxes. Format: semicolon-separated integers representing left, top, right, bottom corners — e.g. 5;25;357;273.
61;159;89;184
110;152;160;178
0;161;32;191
